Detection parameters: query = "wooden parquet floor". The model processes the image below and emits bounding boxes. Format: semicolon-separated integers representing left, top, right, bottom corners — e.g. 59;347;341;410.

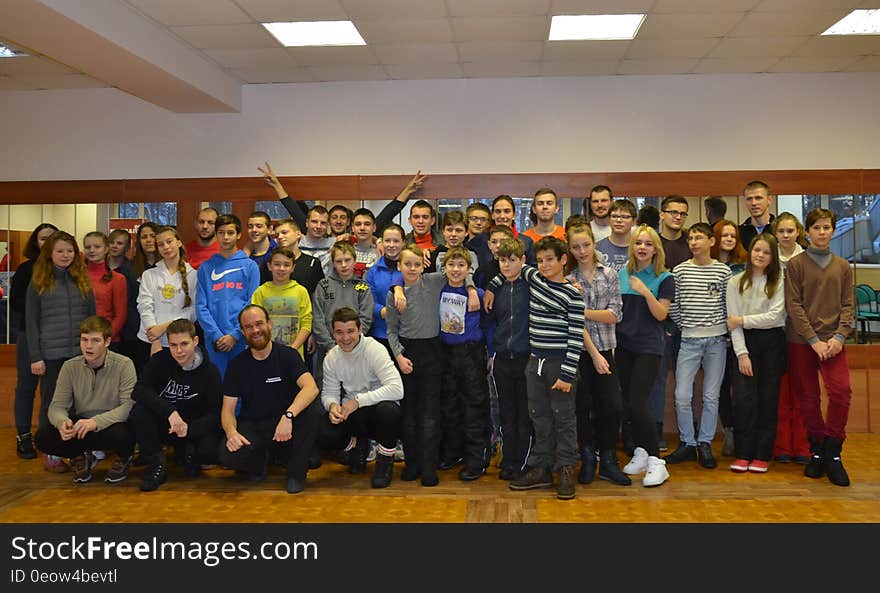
1;429;878;523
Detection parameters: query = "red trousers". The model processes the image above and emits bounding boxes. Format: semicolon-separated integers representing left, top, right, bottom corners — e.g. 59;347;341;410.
786;342;852;441
772;373;809;458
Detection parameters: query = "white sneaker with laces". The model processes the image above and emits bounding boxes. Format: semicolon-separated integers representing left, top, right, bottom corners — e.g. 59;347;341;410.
623;447;649;475
643;456;669;487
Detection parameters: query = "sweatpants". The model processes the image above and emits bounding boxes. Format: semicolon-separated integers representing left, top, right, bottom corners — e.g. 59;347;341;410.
731;328;786;461
399;337;444;477
317;400;401;451
35;419;134;459
525;355;578;471
218;401;322;481
492;354;532;472
439;341;491;471
129;403;221;465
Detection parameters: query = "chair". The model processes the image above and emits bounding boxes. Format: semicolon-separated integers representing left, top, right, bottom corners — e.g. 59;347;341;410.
855;284;880;343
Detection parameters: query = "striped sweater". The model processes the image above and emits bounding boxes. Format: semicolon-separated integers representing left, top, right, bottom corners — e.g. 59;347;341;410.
668;259;731;338
489;266;584;382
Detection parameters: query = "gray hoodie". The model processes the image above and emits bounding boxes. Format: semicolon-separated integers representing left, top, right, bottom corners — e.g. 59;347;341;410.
312;271;374;351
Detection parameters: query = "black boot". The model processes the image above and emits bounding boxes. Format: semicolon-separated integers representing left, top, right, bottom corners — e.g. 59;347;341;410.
371;453;394;488
16;433;37;459
804;437;825;479
578;445;596;484
598;450;632;486
139;452;168;492
823;437;850;487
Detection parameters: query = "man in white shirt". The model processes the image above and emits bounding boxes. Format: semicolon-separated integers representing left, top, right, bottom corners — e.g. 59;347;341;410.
320;307;403;488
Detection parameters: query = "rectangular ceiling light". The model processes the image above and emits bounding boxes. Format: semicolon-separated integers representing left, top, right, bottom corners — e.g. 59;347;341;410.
822;9;880;35
549;14;646;41
263;21;366;47
0;43;28;57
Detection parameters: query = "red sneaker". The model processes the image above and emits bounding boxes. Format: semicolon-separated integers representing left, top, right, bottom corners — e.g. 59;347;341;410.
748;460;769;473
730;459;749;473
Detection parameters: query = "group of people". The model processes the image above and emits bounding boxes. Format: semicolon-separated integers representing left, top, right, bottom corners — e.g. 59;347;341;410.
10;168;854;499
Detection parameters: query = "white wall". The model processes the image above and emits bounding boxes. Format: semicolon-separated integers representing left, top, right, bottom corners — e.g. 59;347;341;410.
1;72;879;182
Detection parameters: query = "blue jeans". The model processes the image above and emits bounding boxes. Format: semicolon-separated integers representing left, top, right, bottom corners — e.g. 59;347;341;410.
674;335;727;446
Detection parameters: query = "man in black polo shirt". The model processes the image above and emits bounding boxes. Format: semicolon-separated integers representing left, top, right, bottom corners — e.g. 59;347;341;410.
218;304;322;494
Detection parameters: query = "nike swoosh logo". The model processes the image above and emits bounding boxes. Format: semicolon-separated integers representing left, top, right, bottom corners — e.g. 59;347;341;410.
210;268;242;281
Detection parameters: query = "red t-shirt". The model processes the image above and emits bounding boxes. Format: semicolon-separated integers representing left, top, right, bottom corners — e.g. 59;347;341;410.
185;239;220;269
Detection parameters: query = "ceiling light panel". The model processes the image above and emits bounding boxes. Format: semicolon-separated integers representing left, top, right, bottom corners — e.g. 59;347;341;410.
549;14;646;40
263;21;366;46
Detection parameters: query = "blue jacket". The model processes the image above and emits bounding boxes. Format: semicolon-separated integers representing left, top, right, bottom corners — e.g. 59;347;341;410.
364;256;402;340
487;274;530;359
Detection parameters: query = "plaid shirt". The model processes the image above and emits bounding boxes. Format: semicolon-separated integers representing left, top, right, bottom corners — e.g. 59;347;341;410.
567;264;622;352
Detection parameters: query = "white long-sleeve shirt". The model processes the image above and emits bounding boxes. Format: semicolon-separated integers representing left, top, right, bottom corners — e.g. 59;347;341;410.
320;335;403;411
726;271;786;358
137;261;198;346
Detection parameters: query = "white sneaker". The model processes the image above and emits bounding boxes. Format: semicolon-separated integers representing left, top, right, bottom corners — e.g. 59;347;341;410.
643;456;669;487
623;447;649;475
91;450;105;466
393;441;405;462
366;441;377;463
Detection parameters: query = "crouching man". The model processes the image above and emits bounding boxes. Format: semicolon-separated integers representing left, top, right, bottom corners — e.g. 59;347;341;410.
319;307;403;488
35;315;136;484
218;304;322;494
130;318;223;492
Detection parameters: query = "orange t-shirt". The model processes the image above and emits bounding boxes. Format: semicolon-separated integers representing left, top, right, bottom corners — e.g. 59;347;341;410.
523;225;566;243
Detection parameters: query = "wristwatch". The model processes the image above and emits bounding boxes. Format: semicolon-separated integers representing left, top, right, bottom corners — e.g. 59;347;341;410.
283;410;294;420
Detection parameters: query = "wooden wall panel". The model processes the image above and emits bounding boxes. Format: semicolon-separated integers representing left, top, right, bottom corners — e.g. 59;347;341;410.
3;169;876;206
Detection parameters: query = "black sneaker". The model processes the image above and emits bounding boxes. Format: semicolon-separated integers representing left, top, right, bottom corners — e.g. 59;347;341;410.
400;464;421;481
371;454;394;489
286;477;304;494
140;454;168;492
105;454;133;483
509;466;553;490
16;433;37;459
598;450;632;485
696;442;717;469
458;466;485;481
438;456;463;471
663;443;697;464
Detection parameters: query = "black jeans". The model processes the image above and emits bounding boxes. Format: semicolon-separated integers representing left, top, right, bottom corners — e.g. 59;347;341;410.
14;331;40;435
616;347;662;457
317;400;401;451
37;358;68;433
439;342;491;470
576;349;624;452
732;328;787;461
129;403;221;464
217;401;322;481
399;337;443;475
35;418;135;459
492;355;533;472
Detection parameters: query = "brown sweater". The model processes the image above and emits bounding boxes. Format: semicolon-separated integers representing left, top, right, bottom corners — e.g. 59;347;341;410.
784;251;853;344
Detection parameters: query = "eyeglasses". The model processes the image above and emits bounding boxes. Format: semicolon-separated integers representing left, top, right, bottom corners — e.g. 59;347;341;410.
662;210;688;219
468;216;489;223
610;214;633;221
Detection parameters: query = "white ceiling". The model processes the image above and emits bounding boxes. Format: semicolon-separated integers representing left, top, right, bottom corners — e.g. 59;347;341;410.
1;0;880;106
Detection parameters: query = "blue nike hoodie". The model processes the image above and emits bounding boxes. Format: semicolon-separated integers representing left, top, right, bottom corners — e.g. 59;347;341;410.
196;250;261;345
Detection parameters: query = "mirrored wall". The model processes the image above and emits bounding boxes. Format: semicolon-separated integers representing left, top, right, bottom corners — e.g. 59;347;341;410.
1;192;878;344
